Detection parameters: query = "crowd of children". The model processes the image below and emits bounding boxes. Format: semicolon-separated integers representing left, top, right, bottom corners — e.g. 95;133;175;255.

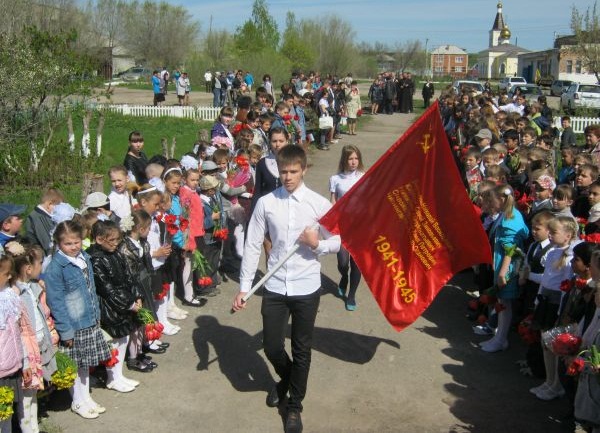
0;69;368;430
4;73;600;431
444;82;600;431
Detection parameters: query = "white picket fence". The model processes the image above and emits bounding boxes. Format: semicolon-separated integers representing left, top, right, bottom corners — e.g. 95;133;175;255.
101;104;226;121
553;116;600;134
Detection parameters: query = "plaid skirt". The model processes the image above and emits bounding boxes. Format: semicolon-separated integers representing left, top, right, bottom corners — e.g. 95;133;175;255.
61;324;110;369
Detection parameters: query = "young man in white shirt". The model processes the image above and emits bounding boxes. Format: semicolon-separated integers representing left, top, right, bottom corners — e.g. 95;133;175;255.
232;145;340;433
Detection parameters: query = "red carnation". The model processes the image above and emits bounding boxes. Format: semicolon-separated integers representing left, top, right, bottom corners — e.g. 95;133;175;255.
575;278;589;289
179;218;189;231
567;357;585;376
164;214;177;225
166;223;178;235
294;115;299;121
560;279;573;293
583;233;600;243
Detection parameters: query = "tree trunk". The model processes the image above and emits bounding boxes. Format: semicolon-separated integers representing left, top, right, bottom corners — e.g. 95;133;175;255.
67;113;75;152
170;137;176;159
82;110;93;157
161;137;168;158
96;111;105;157
80;173;104;208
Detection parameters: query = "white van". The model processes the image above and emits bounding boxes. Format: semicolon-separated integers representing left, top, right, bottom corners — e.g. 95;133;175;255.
499;76;527;92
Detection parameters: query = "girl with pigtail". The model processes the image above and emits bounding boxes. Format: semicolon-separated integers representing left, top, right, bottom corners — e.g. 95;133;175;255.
530;216;581;401
480;184;529;353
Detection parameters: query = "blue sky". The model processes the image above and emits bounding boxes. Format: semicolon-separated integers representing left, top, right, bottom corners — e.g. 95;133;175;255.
171;0;595;53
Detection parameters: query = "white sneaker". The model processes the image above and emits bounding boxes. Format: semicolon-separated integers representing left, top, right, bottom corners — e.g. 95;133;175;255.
71;402;99;419
106;379;136;393
481;340;508;353
535;386;565;401
121;377;140;387
529;383;550;395
167;311;183;320
85;398;106;414
162;325;181;336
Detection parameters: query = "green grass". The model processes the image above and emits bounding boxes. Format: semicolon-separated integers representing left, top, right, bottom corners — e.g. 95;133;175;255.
113;81;153;91
0;112;212;211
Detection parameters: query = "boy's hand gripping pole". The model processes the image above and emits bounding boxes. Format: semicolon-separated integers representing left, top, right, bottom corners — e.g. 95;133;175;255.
231;244;300;314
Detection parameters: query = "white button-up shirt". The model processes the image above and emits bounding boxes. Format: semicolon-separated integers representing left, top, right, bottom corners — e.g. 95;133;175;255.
240;183;341;296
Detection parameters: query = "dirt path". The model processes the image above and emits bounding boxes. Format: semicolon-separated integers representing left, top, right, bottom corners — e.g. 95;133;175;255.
45;89;570;433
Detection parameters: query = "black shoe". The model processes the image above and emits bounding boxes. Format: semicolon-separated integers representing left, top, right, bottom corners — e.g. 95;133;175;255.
285;409;303;433
317;144;330;151
182;297;207;307
266;382;286;407
138;354;158;369
158;342;170;349
126;358;153;373
143;345;166;354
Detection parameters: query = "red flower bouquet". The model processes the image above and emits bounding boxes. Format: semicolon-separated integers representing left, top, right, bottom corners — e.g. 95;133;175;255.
566;357;586;376
518;314;540;344
155;283;169;301
197;276;213;287
101;348;119;367
551;333;582;356
137;308;164;341
214;228;229;241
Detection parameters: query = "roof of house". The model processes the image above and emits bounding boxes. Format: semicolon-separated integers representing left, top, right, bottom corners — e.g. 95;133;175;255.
431;45;467;55
479;43;530;55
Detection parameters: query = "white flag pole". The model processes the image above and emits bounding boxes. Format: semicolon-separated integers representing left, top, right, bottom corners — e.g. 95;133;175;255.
231;244;300;314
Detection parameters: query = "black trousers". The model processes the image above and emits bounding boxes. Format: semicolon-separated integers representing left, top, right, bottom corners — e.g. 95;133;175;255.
261;289;320;411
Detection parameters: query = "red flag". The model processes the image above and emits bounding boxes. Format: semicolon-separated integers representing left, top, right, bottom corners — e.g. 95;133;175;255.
319;102;492;331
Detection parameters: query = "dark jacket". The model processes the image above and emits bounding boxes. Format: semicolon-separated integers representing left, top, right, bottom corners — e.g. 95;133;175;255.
25;206;54;255
124;152;149;185
87;244;142;339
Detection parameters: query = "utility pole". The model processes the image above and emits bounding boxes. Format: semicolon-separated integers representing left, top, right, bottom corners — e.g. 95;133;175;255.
425;38;429;78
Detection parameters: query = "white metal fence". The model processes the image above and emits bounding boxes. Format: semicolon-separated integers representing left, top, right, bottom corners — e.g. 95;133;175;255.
553;116;600;134
101;104;224;121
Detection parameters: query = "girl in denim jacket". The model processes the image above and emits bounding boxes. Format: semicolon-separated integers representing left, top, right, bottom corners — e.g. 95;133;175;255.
45;221;110;420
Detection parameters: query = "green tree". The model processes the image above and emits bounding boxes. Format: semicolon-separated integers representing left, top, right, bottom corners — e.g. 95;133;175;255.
571;1;600;82
280;12;315;72
234;0;279;53
0;27;97;176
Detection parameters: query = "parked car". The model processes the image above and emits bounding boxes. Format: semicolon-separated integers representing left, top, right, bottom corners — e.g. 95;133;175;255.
452;80;485;96
561;83;600;112
508;84;543;103
499;76;527;92
120;67;153;82
550;80;574;96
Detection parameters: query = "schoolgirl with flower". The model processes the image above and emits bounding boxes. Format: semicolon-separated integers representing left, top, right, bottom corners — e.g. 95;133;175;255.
134;185;173;353
45;221;110;419
530;216;580;401
479;184;529;353
0;243;43;432
87;220;143;393
8;242;57;433
178;168;206;306
118;210;160;372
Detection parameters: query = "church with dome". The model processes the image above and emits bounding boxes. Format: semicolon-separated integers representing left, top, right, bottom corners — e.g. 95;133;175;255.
477;2;530;79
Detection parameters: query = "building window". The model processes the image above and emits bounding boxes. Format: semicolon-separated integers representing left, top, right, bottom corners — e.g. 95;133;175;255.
566;60;573;73
500;63;506;74
435;67;443;73
576;60;582;73
454;66;464;73
435;57;443;65
455;56;464;63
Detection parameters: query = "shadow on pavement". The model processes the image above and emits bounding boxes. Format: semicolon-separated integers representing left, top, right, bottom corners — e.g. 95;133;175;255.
418;272;573;433
193;316;272;392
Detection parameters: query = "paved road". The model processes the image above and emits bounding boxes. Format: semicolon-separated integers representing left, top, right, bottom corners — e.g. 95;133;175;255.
45;89;572;433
